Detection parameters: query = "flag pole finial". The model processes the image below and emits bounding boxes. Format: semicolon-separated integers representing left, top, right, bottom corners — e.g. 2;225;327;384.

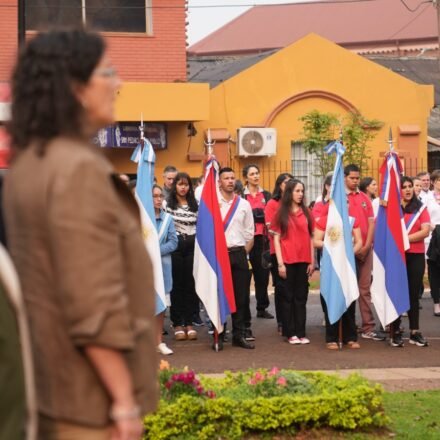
204;128;215;156
387;127;394;152
139;113;145;143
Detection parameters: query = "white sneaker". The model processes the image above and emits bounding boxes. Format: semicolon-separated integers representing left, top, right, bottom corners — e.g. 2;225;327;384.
157;343;173;355
288;336;301;345
299;337;310;345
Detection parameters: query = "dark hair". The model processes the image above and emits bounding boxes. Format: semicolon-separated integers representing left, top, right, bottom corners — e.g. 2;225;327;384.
152;184;163;192
344;164;360;176
163;165;177;174
322;174;333;201
234;180;244;195
272;173;294;201
401;176;422;213
359;176;376;199
219;167;234;175
431;169;440;183
275;179;313;237
8;29;105;153
242;164;260;179
166;172;198;212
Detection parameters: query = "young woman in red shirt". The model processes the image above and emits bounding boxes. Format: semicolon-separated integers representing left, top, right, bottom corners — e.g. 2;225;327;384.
271;179;314;345
390;176;430;347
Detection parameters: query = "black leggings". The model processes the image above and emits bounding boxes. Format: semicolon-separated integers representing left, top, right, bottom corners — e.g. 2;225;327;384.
170;235;199;327
393;252;425;332
428;259;440;304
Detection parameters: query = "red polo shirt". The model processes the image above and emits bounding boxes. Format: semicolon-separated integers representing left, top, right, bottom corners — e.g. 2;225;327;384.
347;190;374;243
270;209;313;264
404;207;430;254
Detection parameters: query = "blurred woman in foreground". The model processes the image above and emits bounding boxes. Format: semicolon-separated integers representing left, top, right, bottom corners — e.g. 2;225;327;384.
4;29;157;439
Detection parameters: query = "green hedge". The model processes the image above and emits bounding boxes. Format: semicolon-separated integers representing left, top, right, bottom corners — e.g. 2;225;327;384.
143;369;387;440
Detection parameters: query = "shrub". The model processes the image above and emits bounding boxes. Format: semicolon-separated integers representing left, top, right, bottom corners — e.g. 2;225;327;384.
144;367;387;440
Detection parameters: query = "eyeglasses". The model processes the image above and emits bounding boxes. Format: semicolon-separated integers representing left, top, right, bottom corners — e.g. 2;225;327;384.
94;66;118;78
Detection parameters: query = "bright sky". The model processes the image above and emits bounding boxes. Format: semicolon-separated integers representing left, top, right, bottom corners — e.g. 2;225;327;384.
187;1;303;46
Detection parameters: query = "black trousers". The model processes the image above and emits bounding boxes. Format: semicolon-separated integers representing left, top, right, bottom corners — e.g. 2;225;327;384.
279;263;309;338
170;235;199;327
428;259;440;304
229;247;251;339
249;235;270;311
393;252;425;332
270;254;284;325
320;295;357;343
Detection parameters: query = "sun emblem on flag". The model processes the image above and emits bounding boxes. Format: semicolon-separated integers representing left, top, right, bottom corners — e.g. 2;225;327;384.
142;226;152;240
327;226;342;244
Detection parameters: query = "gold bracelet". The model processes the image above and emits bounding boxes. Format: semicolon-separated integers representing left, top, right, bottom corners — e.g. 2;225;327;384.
110;405;141;421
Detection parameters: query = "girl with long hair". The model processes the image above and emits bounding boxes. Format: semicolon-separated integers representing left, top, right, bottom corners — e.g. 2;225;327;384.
270;179;314;344
265;173;294;335
165;172;199;341
390;177;430;347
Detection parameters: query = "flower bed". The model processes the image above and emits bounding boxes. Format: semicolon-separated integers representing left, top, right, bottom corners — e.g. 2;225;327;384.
143;362;387;440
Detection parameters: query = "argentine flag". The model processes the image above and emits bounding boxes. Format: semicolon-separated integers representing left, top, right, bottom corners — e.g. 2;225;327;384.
131;140;166;315
321;141;359;324
371;152;409;327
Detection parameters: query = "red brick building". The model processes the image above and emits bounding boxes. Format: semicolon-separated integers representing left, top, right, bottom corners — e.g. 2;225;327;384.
0;1;210;173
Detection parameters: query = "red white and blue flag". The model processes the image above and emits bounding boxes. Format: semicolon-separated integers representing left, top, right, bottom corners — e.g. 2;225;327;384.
371;152;410;327
193;159;236;333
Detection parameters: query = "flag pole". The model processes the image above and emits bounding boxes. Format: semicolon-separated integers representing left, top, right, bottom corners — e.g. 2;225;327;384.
387;127;394;343
337;126;344;351
213;329;219;352
139;113;145;147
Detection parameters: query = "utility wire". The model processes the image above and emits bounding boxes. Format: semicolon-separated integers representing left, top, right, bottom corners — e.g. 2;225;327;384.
389;2;431;38
399;0;431;12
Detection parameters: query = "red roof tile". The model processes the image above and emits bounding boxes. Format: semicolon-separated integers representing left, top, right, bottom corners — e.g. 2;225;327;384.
188;1;437;56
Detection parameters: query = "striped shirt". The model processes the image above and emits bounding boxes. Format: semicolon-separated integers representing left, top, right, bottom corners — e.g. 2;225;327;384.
165;204;198;236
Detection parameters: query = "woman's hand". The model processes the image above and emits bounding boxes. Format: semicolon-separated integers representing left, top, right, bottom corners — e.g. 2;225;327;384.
307;264;314;277
278;264;287;279
110;404;143;440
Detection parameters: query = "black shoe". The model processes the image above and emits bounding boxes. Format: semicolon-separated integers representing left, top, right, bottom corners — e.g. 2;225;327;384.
257;310;274;319
192;314;204;327
390;333;404;347
409;332;428;347
232;336;255;349
245;328;256;341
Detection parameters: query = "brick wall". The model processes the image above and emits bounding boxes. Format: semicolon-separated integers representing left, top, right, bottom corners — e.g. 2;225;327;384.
0;0;187;83
0;0;18;82
104;0;188;82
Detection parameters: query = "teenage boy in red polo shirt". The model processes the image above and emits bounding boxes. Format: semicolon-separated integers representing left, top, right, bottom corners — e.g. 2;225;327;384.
345;164;385;341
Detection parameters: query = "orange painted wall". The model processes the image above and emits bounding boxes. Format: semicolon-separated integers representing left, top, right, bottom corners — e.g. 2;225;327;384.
0;0;18;82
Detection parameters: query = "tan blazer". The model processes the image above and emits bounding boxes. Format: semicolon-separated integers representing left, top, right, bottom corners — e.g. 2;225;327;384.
3;137;158;427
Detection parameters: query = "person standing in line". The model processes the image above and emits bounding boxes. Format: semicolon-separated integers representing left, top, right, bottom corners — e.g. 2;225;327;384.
417;171;434;204
271;179;315;345
345;164;385;342
153;184;178;355
242;164;273;319
264;173;294;335
218;168;255;349
390;177;430;347
162;165;178;200
165;172;199;341
360;176;379;217
4;29;157;439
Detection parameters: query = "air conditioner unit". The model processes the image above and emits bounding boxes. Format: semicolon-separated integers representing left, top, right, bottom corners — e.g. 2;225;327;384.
237;127;277;157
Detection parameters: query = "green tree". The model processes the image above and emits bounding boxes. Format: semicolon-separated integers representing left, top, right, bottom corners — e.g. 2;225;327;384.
297;110;339;178
297;110;383;179
342;112;383;175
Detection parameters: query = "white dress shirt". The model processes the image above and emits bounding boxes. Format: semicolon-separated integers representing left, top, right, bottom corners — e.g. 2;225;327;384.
219;195;254;248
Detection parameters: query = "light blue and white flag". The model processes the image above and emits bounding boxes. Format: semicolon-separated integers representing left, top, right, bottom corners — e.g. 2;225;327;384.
320;141;359;324
131;139;166;315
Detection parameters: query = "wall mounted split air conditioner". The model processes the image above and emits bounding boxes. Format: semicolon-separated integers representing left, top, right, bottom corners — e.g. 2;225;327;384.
237;127;277;157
